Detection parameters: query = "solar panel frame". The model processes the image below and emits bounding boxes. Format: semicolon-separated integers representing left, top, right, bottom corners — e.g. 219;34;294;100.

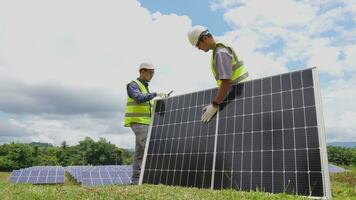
312;69;331;198
140;68;331;199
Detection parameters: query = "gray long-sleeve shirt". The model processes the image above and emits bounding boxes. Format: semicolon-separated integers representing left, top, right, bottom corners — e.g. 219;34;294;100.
214;47;233;80
127;78;156;104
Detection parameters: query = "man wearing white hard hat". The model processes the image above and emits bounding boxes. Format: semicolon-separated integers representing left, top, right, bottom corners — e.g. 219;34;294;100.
123;61;167;184
187;26;249;123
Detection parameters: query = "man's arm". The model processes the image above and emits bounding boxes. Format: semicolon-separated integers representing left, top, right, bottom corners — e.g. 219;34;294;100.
201;48;233;122
213;79;231;106
127;82;156;104
213;47;234;105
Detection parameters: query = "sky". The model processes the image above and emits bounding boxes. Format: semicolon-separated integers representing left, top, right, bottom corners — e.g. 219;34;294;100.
0;0;355;148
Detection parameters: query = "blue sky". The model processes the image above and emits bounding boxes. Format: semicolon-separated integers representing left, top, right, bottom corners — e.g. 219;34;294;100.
138;0;231;35
0;0;355;147
139;0;355;78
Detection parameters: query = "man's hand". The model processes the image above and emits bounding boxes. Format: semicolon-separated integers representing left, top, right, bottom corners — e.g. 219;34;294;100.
201;104;218;123
156;93;168;99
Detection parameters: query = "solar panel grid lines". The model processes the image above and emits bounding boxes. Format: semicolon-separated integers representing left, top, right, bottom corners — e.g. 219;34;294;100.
214;69;326;195
141;68;331;199
9;170;22;183
9;166;65;184
66;165;132;186
141;89;218;188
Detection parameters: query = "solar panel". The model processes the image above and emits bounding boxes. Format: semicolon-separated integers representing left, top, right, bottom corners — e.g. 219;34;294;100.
9;170;22;183
328;164;349;173
140;68;331;199
9;166;65;184
141;87;218;188
66;165;132;186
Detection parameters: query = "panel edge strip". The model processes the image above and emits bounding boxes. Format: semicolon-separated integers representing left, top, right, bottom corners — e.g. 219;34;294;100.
139;99;158;185
312;68;332;199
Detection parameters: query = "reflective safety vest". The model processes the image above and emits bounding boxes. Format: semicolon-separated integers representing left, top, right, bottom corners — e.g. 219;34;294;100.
211;42;250;86
124;80;153;127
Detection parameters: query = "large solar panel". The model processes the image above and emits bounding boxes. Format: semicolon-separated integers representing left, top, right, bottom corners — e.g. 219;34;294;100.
9;166;65;184
140;68;331;199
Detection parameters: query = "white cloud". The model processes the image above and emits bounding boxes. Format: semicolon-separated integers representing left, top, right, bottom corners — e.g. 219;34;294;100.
322;76;356;142
343;44;356;72
0;0;211;93
0;0;212;147
1;0;355;146
0;118;35;144
216;0;356;77
217;30;288;79
23;115;130;147
210;0;243;11
212;0;356;142
0;113;134;147
225;0;315;28
307;39;343;76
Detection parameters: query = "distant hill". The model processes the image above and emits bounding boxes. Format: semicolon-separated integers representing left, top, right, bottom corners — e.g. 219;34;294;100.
28;142;53;147
327;142;356;148
124;148;135;152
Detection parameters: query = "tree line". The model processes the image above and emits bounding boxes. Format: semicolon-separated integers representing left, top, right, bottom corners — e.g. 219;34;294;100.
0;137;133;171
327;146;356;166
1;138;355;172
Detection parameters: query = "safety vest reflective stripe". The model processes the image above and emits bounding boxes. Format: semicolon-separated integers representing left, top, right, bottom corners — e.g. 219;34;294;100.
125;105;150;113
232;61;244;71
126;101;150;106
123;79;152;127
125;113;151;117
231;72;250;85
211;42;249;86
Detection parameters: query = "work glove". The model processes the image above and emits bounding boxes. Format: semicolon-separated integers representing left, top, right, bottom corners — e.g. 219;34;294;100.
201;104;218;123
156;93;168;99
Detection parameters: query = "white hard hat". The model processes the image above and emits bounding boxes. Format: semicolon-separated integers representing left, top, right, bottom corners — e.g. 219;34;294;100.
139;61;154;70
187;25;208;46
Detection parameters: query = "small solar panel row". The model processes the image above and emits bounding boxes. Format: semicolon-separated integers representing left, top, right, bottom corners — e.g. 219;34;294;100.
328;164;349;174
81;169;132;186
66;165;132;186
9;166;65;184
9;165;132;186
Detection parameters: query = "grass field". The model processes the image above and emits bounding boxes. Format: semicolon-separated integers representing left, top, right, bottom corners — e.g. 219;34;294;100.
0;168;355;200
329;166;356;199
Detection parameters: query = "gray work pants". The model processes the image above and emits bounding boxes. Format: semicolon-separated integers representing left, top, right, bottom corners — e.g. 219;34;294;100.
131;124;148;184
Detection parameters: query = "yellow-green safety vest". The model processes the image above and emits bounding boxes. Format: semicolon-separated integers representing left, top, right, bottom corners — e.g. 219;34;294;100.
124;80;153;127
211;42;250;86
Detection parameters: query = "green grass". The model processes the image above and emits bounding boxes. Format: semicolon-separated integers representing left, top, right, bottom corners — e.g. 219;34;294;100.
0;169;354;200
329;166;356;199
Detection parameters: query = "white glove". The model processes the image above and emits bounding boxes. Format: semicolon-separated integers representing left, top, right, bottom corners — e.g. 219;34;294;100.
201;104;218;123
156;93;168;99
